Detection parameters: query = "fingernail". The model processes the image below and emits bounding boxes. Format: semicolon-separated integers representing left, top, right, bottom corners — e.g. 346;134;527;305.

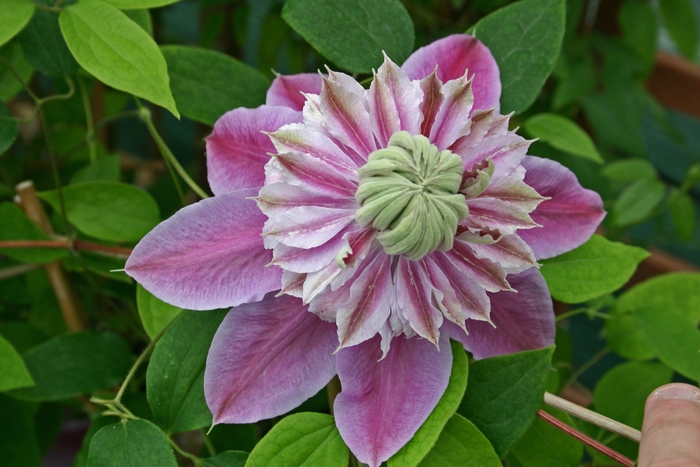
654;384;700;403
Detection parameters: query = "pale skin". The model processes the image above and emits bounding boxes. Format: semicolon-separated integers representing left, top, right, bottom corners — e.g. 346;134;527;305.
639;383;700;467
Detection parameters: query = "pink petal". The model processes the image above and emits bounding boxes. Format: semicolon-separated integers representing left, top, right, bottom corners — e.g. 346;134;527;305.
447;269;555;359
205;106;302;195
268;125;358;177
263;206;355;249
480;177;547;212
458;133;530;178
429;73;474;150
205;294;338;424
429;252;491;323
467;233;538;273
334;333;453;467
369;55;422;146
280;270;305;297
272;151;357;197
320;77;376;158
266;73;323;111
418;68;444;137
125;190;279;310
449;107;496;155
337;252;393;348
446;239;511;293
256;183;352;217
518;156;605;260
402;34;501;112
466;197;539;235
396;258;443;344
271;226;350;273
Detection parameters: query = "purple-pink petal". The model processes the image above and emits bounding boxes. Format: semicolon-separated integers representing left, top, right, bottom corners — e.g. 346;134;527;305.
447;268;555;359
266;73;322;111
320;77;376;157
518;156;605;260
205;294;338;424
205;106;302;195
334;333;453;467
125;190;280;310
402;34;501;112
429;73;474;150
395;258;443;344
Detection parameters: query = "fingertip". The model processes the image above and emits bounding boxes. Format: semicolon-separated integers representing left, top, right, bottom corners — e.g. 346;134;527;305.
646;383;700;412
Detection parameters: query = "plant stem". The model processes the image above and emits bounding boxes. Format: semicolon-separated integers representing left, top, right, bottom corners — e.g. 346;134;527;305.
136;101;208;200
77;75;97;163
33;1;63;12
567;347;609;386
0;239;132;259
556;308;609;322
168;437;201;464
199;429;216;457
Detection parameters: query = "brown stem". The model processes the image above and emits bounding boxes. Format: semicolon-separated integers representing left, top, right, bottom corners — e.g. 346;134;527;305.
0;239;133;259
14;181;86;332
537;410;634;467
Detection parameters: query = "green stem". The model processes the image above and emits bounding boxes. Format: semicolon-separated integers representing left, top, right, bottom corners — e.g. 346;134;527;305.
168;437;201;464
556;308;609;322
62;110;141;159
32;1;63;12
77;75;97;163
567;347;610;386
136;100;209;200
199;429;216;457
38;107;70;236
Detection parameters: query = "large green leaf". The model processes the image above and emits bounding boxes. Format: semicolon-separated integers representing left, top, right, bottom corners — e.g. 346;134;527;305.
100;0;180;9
612;176;665;226
70;155;121;185
0;101;18;155
600;159;656;183
509;406;583;467
281;0;414;73
246;412;349;467
59;1;179;117
540;235;649;303
18;3;78;79
523;113;602;163
636;306;700;381
0;395;41;467
137;284;183;340
469;0;565;114
0;334;34;392
594;361;672;430
146;309;227;434
38;181;160;242
10;331;133;401
416;414;501;467
198;451;248;467
659;0;698;60
161;46;269;126
459;346;554;458
619;0;657;70
671;192;696;240
0;202;69;264
389;340;468;467
86;419;177;467
606;273;700;360
0;0;34;48
0;41;34;101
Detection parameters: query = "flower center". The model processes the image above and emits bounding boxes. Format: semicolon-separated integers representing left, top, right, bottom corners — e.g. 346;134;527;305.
355;131;468;261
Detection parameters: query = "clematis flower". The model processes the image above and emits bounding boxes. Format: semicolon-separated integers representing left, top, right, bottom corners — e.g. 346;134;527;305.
125;34;604;466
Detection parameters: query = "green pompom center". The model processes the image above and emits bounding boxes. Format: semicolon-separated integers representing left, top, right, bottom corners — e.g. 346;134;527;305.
355;131;468;260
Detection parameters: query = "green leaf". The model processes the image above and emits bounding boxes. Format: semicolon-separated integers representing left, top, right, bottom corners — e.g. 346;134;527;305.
612;176;666;226
59;1;179;117
0;322;48;354
607;272;700;360
416;414;501;467
146;309;227;434
594;361;672;430
635;306;700;381
0;202;69;264
524;113;602;163
137;284;183;340
70;155;121;184
100;0;181;9
122;9;153;36
0;41;34;101
0;395;41;467
281;0;414;73
10;331;133;401
18;7;78;79
0;101;18;155
247;412;349;467
162;45;269;126
33;402;65;455
659;0;698;61
468;0;565;114
671;191;696;240
38;181;160;242
458;346;554;458
619;0;657;69
0;0;34;48
0;334;34;391
540;235;649;303
198;451;248;467
86;419;177;467
389;340;468;467
600;159;656;183
510;406;583;467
